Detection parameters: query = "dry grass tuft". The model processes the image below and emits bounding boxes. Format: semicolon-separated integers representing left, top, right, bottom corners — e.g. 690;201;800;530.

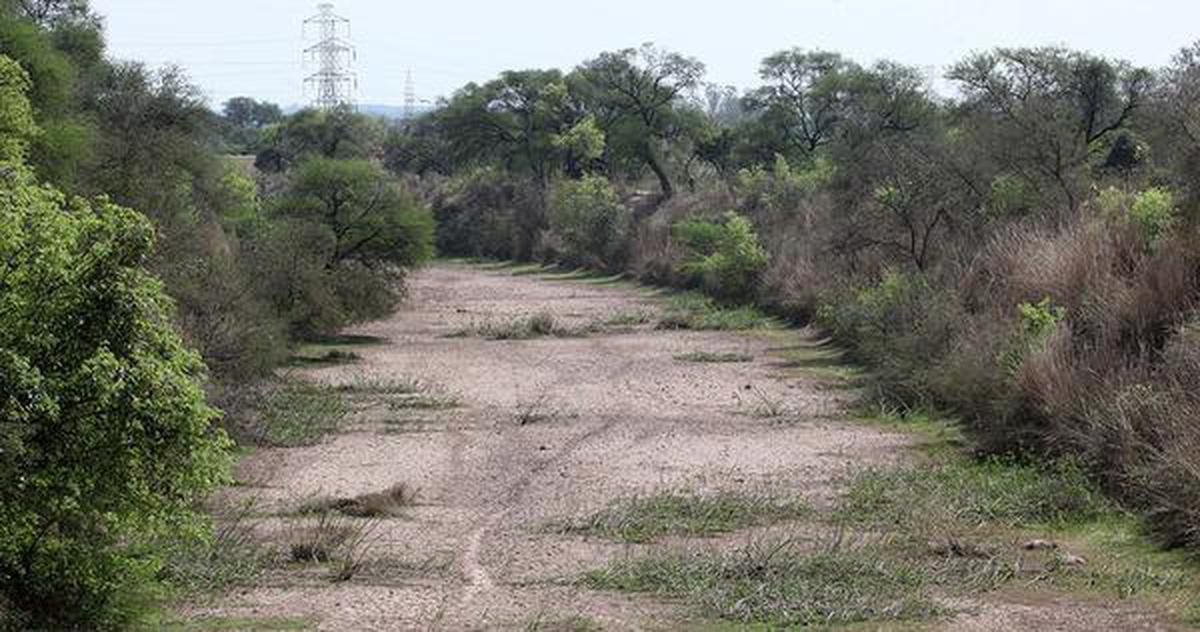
297;483;419;519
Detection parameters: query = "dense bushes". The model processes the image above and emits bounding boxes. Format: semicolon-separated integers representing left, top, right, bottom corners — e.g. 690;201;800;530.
0;164;230;628
675;211;769;303
545;175;631;270
431;169;543;261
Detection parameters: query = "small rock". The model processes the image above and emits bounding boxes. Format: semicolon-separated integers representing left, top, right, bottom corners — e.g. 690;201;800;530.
1023;539;1058;551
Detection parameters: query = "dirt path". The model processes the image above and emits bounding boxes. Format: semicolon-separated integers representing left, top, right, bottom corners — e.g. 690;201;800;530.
187;263;1182;631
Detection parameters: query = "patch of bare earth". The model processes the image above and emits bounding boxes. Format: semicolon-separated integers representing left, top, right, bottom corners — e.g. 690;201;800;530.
180;264;1177;631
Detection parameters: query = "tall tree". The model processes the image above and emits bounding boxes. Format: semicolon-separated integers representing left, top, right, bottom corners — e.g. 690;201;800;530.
949;47;1151;211
748;50;859;156
574;44;705;200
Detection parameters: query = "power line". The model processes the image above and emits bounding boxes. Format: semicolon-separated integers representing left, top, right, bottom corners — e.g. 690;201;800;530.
302;3;356;110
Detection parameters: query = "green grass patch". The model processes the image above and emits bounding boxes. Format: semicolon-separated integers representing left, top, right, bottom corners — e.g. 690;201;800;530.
603;309;657;327
254;380;350;447
835;458;1110;530
827;417;1200;623
674;351;754;363
386;393;461;411
770;339;862;381
159;502;275;600
550;491;808;544
583;541;946;627
161;615;315;631
522;614;605;632
333;377;421;396
657;293;777;331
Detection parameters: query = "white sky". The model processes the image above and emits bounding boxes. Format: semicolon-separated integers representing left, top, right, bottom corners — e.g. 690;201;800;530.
90;0;1200;109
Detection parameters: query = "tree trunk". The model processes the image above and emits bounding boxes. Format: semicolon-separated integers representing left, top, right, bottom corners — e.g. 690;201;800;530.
645;147;673;200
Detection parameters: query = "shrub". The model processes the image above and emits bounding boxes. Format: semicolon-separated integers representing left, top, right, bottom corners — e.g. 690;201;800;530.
674;211;770;303
546;175;631;271
0;167;231;628
998;298;1066;376
1130;187;1178;242
735;154;833;221
817;272;962;407
432;169;543;260
987;174;1038;218
1097;186;1179;244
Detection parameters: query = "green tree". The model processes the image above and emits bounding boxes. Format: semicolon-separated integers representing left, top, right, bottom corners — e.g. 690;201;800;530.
574;44;706;200
0;54;36;161
0;8;97;188
949;47;1151;212
254;106;384;173
222;96;282;130
748;50;859;156
279;157;433;270
266;158;434;336
0;164;230;628
546;175;630;270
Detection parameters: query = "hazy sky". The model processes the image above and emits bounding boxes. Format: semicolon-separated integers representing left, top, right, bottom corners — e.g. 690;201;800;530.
90;0;1200;110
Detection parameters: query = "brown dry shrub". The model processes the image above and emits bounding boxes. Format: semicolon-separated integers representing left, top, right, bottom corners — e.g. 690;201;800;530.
1082;373;1200;549
759;248;824;323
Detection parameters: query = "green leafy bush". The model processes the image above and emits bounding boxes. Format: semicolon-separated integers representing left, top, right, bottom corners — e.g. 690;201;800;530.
998;298;1066;375
817;272;962;407
674;211;770;303
545;175;631;271
0;166;231;628
1097;186;1179;243
1130;187;1178;242
735;154;833;218
986;174;1037;217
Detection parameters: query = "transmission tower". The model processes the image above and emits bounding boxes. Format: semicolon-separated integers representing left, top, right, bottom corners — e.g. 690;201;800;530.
403;69;416;120
303;3;356;110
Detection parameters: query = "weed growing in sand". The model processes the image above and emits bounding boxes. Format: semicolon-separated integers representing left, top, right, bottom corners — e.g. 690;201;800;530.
522;613;604;632
514;392;561;426
296;483;419;518
551;491;808;544
582;538;944;627
287;511;380;581
387;393;462;411
735;385;789;419
334;376;422;396
603;310;656;327
656;293;776;331
255;379;350;447
158;615;315;631
160;499;275;596
674;351;754;363
449;311;597;340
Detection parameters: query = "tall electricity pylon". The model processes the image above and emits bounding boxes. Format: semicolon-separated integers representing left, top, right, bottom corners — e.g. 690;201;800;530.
404;69;416;119
303;3;356;110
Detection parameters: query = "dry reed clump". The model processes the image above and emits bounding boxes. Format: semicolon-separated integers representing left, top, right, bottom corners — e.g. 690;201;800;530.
298;483;419;518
